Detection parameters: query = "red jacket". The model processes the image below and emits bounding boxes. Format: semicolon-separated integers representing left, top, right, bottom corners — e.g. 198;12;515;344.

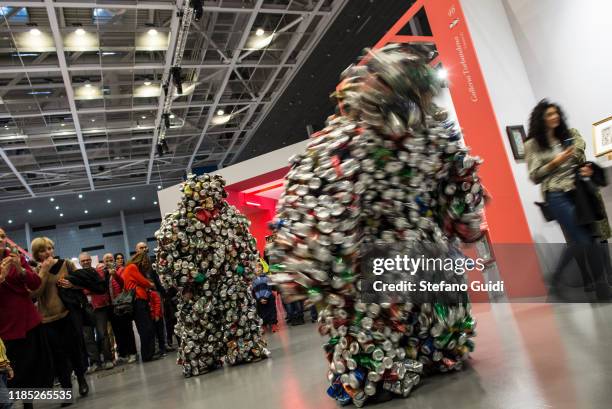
148;290;163;320
123;264;153;300
0;251;43;340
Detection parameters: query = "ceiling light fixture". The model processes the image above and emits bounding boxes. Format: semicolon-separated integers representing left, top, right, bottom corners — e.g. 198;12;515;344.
55;205;60;210
144;80;151;86
50;197;55;202
75;28;86;36
60;123;65;127
91;119;95;122
28;209;32;213
131;196;136;200
8;220;12;224
84;83;92;88
154;201;158;205
84;210;88;214
60;213;64;217
29;28;41;36
255;28;265;37
107;199;111;203
157;185;162;189
169;114;175;119
78;194;83;199
148;28;158;36
141;115;146;119
216;109;225;116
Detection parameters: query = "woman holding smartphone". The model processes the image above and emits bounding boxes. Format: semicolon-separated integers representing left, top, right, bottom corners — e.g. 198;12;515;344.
525;100;610;300
0;229;53;409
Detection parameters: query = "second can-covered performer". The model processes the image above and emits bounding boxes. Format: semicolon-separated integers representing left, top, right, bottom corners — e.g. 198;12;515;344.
155;173;268;377
268;44;489;406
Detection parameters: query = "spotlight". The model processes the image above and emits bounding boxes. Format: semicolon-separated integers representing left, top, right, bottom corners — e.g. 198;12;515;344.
60;213;64;217
84;210;88;214
75;28;86;36
84;82;92;88
50;197;55;202
141;115;147;119
437;68;448;80
169;114;175;119
144;80;152;86
55;205;60;210
171;66;183;95
107;199;111;203
8;220;12;224
192;0;204;21
60;123;65;127
30;28;41;36
131;196;136;201
28;209;32;213
217;109;225;116
78;194;83;199
157;185;162;189
154;201;158;205
148;28;158;36
255;28;265;37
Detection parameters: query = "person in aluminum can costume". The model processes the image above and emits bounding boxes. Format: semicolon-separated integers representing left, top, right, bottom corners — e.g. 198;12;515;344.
267;45;489;406
155;173;268;377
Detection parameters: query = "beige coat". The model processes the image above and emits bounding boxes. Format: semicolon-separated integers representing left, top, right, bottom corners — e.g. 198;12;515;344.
30;259;75;323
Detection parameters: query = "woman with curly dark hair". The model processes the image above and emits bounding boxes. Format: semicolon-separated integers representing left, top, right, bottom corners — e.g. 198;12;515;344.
525;99;610;300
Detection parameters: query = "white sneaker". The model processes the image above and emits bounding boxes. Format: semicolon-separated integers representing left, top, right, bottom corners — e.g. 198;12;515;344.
127;354;137;364
102;361;115;370
86;364;99;374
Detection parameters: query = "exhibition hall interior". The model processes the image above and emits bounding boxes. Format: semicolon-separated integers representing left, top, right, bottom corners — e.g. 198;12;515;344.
1;0;612;408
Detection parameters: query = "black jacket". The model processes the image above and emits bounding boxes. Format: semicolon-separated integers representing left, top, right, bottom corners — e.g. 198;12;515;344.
574;161;608;226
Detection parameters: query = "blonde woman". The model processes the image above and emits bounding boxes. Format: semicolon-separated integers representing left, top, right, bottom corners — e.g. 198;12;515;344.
30;237;89;398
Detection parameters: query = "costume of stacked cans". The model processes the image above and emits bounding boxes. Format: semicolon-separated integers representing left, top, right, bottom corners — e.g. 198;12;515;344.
155;173;268;377
267;45;487;406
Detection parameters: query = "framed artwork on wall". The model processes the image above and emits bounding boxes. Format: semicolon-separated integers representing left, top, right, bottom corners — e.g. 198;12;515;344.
506;125;527;160
592;115;612;157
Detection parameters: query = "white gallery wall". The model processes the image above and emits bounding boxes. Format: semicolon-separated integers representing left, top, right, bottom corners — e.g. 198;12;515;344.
460;0;565;244
502;0;612;229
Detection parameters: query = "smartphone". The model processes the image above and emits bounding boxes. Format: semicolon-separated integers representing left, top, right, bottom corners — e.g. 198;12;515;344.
562;137;575;148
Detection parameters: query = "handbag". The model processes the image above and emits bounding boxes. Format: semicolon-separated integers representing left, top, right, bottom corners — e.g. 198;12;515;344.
112;290;135;317
534;201;555;222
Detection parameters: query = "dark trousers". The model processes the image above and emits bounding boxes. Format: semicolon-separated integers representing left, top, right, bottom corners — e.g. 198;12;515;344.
0;373;11;409
5;324;53;390
110;313;137;358
285;301;304;322
133;299;155;361
163;297;177;346
83;326;99;366
548;191;610;299
44;314;86;389
153;319;166;354
93;307;113;362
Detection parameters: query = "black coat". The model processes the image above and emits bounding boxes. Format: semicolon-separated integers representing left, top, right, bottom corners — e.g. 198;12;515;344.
574;161;608;226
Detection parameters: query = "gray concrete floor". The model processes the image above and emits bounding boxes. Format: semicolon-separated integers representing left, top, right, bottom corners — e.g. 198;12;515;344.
36;303;612;409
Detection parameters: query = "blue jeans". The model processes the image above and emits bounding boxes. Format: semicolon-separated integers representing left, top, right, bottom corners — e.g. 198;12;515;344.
0;373;13;409
547;191;608;296
546;191;592;244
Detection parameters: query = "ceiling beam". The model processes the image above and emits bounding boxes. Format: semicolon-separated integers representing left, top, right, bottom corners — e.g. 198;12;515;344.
231;0;348;165
44;0;95;191
186;0;264;172
145;0;185;185
0;62;296;75
0;147;35;197
0;99;262;119
0;1;329;15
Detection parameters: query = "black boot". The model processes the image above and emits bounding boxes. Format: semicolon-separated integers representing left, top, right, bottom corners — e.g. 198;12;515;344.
77;375;89;397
